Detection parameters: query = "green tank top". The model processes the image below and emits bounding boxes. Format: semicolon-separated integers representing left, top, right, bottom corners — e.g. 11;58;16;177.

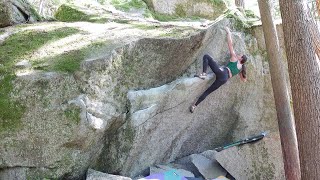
226;61;241;76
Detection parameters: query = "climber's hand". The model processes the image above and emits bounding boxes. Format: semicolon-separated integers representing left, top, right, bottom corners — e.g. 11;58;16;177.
224;27;230;33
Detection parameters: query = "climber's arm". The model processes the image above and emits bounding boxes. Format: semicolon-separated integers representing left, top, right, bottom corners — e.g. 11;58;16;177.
225;27;237;62
239;72;247;82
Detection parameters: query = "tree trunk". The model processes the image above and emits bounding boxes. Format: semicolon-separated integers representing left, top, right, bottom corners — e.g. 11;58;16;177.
279;0;320;179
317;0;320;15
257;1;301;179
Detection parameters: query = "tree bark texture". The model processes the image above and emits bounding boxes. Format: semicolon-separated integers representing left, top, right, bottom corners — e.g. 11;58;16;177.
279;0;320;179
308;4;320;60
258;1;301;179
317;0;320;15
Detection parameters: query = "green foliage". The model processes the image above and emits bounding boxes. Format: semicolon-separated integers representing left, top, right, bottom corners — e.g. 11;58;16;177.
111;0;146;11
245;10;258;18
141;0;154;11
112;19;130;24
54;4;112;23
226;11;252;33
208;0;225;6
0;29;5;35
143;10;153;18
0;75;25;133
189;16;201;20
64;105;81;124
29;6;42;21
54;4;92;22
132;24;158;30
175;4;186;17
152;12;179;22
222;0;233;6
97;0;106;4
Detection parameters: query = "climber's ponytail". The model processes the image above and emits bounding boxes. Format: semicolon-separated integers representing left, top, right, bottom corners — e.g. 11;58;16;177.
240;55;247;79
241;64;246;79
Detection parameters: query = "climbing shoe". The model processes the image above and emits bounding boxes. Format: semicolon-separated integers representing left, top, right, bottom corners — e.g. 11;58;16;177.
194;72;207;80
189;105;196;113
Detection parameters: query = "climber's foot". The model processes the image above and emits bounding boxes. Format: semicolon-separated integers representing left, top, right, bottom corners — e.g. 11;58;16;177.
194;72;207;80
189;105;196;113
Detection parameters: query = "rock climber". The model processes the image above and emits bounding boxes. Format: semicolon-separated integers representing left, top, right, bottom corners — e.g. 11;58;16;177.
190;27;247;113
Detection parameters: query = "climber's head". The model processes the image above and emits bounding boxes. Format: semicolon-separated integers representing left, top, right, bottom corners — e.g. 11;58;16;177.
240;55;247;64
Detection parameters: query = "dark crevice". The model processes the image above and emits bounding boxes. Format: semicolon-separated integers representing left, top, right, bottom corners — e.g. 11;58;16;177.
11;2;30;22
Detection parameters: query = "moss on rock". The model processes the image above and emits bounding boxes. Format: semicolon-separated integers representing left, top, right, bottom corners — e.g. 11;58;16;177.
54;4;91;22
111;0;147;11
151;12;179;22
0;27;80;74
0;29;5;35
175;4;187;17
0;75;25;133
226;10;253;33
33;41;108;73
64;105;81;125
142;0;154;11
0;27;83;134
29;6;42;21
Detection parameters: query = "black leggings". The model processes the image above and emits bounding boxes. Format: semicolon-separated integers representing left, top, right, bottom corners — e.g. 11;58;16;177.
195;54;229;106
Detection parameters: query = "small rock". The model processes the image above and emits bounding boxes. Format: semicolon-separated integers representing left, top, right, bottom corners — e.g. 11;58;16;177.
190;154;228;179
86;169;132;180
15;60;31;69
150;164;194;177
215;133;285;180
173;155;202;177
200;150;218;161
212;176;229;180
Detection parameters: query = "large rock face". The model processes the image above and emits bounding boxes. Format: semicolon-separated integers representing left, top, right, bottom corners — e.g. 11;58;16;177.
0;17;281;179
0;73;102;178
145;0;228;19
95;22;280;177
0;0;40;27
